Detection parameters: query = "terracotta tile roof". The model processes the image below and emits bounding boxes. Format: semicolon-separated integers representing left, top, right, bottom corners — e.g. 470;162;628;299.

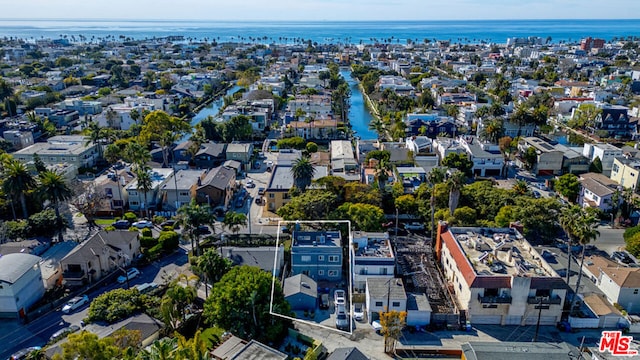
441;231;476;287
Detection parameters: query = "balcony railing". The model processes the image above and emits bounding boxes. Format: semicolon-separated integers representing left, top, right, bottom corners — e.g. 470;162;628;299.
478;294;512;304
62;270;86;280
527;295;562;305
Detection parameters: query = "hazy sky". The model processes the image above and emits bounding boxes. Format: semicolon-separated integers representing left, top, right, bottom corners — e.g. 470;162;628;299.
2;0;640;21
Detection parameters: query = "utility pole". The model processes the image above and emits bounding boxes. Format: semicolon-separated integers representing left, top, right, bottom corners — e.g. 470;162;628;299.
533;298;549;342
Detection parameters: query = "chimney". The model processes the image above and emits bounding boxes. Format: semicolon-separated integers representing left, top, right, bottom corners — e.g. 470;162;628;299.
197;177;202;186
434;221;448;261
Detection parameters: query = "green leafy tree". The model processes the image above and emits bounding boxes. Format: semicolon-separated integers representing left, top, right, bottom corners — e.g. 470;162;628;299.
221;115;253;143
291;156;316;192
52;331;122;360
87;288;158;324
2;159;36;219
589;156;603;173
336;202;386;231
276;136;306;150
453;206;477;226
195;248;232;285
32;153;47;174
441;153;472;176
568;103;601;129
203;266;291;344
395;194;418;214
512;179;529;195
277;190;339;220
380;310;407;353
139;110;191;167
161;279;197;332
555;174;580;203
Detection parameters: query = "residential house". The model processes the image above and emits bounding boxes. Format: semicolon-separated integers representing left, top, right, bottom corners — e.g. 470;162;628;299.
60;231;141;287
396;167;427;193
101;98;156;131
461;341;581;360
377;75;414;96
0;253;45;319
406;293;432;327
459;136;503;177
583;293;625;328
330;140;360;181
195;165;236;211
291;231;342;282
283;274;318;311
583;255;640;314
583;143;623;176
405;136;433;154
578;172;620;212
351;232;394;292
57;98;103;116
405;117;457;138
225;143;254;171
555;143;590;175
594;104;632;139
432;137;467;162
221;246;285;277
125;168;173;211
93;168;136;216
288;118;339;140
265;165;324;213
436;223;567;325
287;95;332;118
194;142;227;169
3;130;33;150
611;156;640;190
326;348;369;360
211;335;287;360
13;135;99;173
517;137;564;176
162;169;206;210
34;108;80;127
365;278;407;323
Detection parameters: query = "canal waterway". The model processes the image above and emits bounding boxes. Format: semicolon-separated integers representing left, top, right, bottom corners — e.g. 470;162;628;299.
181;84;243;142
340;70;377;140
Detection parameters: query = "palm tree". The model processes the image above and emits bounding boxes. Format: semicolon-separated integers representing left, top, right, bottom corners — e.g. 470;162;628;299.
38;170;73;241
177;200;214;256
85;121;104;159
124;142;151;170
559;205;582;284
291;156;315;192
428;167;447;236
135;166;153;219
369;117;386;140
2;160;36;219
375;157;392;190
480;118;504;144
512;180;529;195
447;170;466;215
140;338;177;360
569;209;600;316
223;211;247;237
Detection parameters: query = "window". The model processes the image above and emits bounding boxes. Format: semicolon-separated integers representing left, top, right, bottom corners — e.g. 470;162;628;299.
328;255;339;262
318;270;324;275
392;301;400;307
269;193;275;198
301;255;311;262
375;301;383;307
380;268;388;275
318;255;324;261
328;270;338;277
130;190;138;196
179;191;189;196
131;201;139;206
635;289;639;295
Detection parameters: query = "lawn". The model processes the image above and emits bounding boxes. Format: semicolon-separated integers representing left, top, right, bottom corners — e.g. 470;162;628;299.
94;218;116;225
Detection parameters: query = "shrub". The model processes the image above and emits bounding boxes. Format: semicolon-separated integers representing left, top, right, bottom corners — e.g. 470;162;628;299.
141;228;152;237
140;236;157;248
123;212;137;222
306;142;318;153
104;225;116;231
3;220;29;239
153;215;166;224
158;231;179;251
87;288;159;323
147;243;163;259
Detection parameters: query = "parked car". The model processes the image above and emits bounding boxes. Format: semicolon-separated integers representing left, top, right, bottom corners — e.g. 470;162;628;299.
112;220;131;229
371;320;383;334
319;293;329;309
135;282;159;294
352;303;364;321
613;251;634;264
61;295;89;313
280;226;290;234
245;179;256;188
255;197;263;205
334;289;346;306
49;325;80;343
335;305;349;330
132;220;153;229
195;225;212;235
10;346;42;360
117;267;140;284
160;220;179;229
532;190;541;199
404;222;425;231
258;187;266;195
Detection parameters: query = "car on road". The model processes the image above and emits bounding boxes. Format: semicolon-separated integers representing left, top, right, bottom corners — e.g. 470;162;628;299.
132;220;153;229
319;293;329;309
160;220;179;229
335;305;349;330
352;303;364;321
612;251;634;264
245;179;256;188
195;225;212;235
62;295;89;313
404;222;425;231
532;190;541;199
371;320;383;334
258;187;266;195
334;289;346;306
10;346;42;360
49;325;80;343
112;220;131;229
117;267;140;284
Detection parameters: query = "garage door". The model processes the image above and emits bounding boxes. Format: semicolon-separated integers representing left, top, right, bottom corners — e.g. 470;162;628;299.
471;315;502;325
602;315;622;328
524;315;557;325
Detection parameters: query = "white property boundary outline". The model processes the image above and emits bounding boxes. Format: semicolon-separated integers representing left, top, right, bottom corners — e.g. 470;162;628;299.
270;219;354;334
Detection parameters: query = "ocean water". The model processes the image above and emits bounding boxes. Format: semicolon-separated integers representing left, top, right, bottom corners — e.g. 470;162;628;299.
0;19;639;44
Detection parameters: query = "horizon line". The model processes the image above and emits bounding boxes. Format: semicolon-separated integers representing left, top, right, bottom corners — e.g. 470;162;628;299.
1;17;640;22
